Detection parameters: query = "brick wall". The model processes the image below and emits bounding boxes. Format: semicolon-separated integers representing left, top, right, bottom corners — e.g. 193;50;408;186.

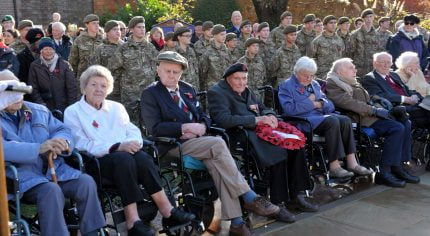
0;0;15;22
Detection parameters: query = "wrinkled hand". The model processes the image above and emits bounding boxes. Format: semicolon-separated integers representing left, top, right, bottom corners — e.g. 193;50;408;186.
39;138;70;159
405;96;419;105
313;101;323;109
256;115;278;128
118;141;141;154
308;93;316;101
182;123;206;137
0;80;25;110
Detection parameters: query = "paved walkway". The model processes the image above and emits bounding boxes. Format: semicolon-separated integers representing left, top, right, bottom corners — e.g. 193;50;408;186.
258;173;430;236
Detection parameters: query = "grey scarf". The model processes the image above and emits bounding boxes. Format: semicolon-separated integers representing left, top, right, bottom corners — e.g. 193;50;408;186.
327;71;358;96
40;53;59;72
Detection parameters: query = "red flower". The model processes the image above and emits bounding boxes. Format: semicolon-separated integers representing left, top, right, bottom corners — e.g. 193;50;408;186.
298;87;305;94
255;121;306;150
92;120;99;128
184;92;193;99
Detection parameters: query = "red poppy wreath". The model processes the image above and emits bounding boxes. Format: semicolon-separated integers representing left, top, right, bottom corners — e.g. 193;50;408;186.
255;121;306;150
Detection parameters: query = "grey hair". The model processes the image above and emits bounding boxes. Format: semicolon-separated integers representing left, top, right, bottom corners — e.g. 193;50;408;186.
293;56;317;75
373;52;392;62
395;51;419;69
329;57;353;74
80;65;114;95
52;22;66;33
0;69;19;81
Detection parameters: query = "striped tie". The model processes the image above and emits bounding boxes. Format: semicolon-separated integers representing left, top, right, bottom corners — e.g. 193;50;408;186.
170;90;194;121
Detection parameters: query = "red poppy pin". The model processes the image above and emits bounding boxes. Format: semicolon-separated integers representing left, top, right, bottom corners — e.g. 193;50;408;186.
92;120;99;128
298;87;305;94
24;111;31;121
184;92;193;99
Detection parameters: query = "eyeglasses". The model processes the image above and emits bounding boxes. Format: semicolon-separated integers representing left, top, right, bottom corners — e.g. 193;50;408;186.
404;22;415;26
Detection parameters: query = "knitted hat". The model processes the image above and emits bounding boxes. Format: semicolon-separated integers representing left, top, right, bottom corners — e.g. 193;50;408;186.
83;14;99;24
17;20;33;30
104;20;119;33
38;37;55;51
128;16;145;29
211;24;226;35
257;22;269;32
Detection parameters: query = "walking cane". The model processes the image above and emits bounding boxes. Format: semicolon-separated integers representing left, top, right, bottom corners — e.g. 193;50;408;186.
48;151;58;184
0;129;11;236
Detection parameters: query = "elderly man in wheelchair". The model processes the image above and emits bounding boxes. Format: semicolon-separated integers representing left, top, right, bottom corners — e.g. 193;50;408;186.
141;51;294;236
63;65;195;236
0;70;105;236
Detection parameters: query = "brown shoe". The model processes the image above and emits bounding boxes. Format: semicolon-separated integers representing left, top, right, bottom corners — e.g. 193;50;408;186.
229;222;258;236
276;206;296;223
244;196;280;217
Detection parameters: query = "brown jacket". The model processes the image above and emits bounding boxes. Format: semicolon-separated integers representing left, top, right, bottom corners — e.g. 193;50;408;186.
28;57;79;112
326;77;378;127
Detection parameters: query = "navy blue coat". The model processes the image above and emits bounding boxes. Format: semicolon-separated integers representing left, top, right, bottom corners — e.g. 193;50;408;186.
50;35;72;61
387;30;428;70
227;25;241;37
0;47;20;76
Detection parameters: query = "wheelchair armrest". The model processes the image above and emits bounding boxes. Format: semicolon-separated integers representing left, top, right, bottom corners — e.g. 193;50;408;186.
142;138;155;147
208;126;230;148
63;149;85;172
257;85;274;92
148;136;180;145
5;162;18;180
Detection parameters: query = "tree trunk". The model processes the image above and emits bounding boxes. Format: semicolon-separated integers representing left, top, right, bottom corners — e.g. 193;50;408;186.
252;0;289;27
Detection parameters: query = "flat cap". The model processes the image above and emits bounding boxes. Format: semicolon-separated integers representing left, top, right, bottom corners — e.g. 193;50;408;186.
194;20;203;26
303;14;316;23
378;16;391;25
338;16;350;25
202;21;214;31
25;28;44;44
257;22;269;32
2;15;14;23
280;11;293;20
225;33;237;42
157;51;188;69
361;8;374;18
128;16;145;29
240;20;251;28
245;38;261;47
223;63;248;78
283;25;297;34
323;15;337;25
173;26;191;41
404;14;420;24
164;32;174;41
83;14;99;24
17;20;33;30
104;20;119;33
211;24;226;35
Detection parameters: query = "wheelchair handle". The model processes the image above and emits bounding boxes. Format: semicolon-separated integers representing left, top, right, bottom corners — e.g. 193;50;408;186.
48;151;58;184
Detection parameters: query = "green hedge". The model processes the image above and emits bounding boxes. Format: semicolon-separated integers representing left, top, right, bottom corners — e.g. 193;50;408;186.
191;0;239;27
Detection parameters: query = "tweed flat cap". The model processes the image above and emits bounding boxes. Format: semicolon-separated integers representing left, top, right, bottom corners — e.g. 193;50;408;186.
17;20;33;30
338;17;350;25
225;33;237;42
361;8;374;18
283;25;297;34
2;15;14;23
157;51;188;69
211;24;226;35
128;16;145;29
323;15;337;25
223;63;248;78
257;22;269;32
280;11;293;20
83;14;99;24
240;20;251;28
202;21;214;31
245;38;261;47
104;20;119;33
303;14;316;23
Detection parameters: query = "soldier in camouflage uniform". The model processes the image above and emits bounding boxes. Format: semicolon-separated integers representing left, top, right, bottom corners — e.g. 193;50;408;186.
111;16;158;122
10;20;33;53
270;11;293;49
69;14;103;79
225;33;242;63
310;15;345;79
237;38;266;91
353;17;364;32
257;22;277;79
194;21;213;59
350;9;381;76
160;32;175;52
296;14;317;56
200;24;232;91
173;27;200;89
271;25;301;87
92;20;124;102
336;17;352;58
376;17;392;51
236;20;253;55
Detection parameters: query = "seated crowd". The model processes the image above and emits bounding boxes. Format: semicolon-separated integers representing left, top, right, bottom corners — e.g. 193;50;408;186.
1;8;429;236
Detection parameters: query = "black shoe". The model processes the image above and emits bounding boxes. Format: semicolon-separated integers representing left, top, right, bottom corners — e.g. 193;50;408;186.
275;206;296;223
163;207;196;227
375;172;406;188
128;220;155;236
293;194;319;212
392;168;420;184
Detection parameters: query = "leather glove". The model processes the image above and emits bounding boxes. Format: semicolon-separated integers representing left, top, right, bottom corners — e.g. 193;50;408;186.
389;105;409;123
373;107;389;119
379;97;393;110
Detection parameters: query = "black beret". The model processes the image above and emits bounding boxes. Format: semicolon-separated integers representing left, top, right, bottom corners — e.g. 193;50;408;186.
223;63;248;78
280;11;292;20
283;25;297;34
303;14;316;23
361;8;374;18
225;33;237;42
378;17;391;25
338;17;350;25
323;15;337;25
257;22;269;32
194;20;203;26
211;24;226;35
173;26;191;41
245;38;261;47
240;20;252;29
202;21;214;31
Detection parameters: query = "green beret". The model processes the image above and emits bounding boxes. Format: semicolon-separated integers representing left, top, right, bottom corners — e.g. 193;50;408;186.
202;21;214;31
157;51;188;69
225;33;237;42
164;32;174;41
240;20;251;29
17;20;33;30
378;16;391;25
338;17;350;25
245;38;261;48
323;15;337;25
104;20;119;33
173;26;191;41
128;16;145;29
2;15;14;23
83;14;99;24
303;14;316;23
361;8;374;18
257;22;269;32
283;25;297;34
211;24;226;35
280;11;293;20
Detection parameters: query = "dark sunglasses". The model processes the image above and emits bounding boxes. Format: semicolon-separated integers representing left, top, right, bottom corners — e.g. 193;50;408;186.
404;22;415;26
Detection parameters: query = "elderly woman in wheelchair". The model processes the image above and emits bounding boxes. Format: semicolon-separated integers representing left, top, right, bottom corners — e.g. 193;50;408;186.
0;70;105;236
325;58;420;187
278;57;373;179
64;65;195;236
208;63;319;214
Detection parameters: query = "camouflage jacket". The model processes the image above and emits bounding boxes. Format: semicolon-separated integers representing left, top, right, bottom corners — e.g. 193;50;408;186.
269;25;286;49
271;43;301;87
200;41;232;91
69;31;103;78
194;37;211;59
9;38;27;54
350;26;381;76
296;29;317;56
310;31;345;79
237;52;267;91
336;29;352;58
92;39;124;102
228;47;243;63
236;33;252;56
174;44;200;90
376;28;392;52
418;26;429;46
258;38;277;78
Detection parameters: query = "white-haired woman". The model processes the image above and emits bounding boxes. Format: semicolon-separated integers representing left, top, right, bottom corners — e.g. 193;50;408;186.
395;51;430;97
64;65;195;236
50;21;72;60
278;56;372;178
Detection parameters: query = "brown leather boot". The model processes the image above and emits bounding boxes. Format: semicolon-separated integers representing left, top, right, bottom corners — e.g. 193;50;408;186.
243;196;280;217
